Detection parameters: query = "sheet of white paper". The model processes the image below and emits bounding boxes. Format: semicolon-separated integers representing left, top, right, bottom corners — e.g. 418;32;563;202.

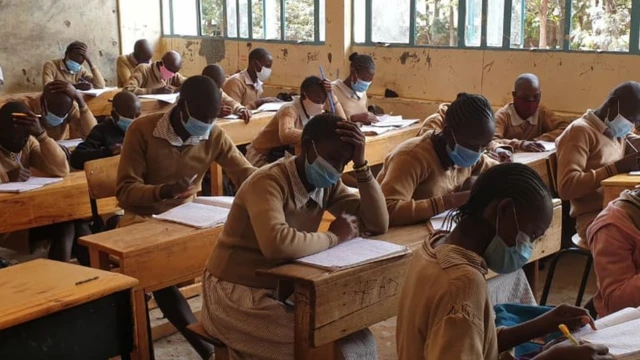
139;93;180;104
429;210;456;231
24;177;63;186
57;138;83;149
296;238;408;270
538;141;556;151
253;102;288;113
581;318;640;357
373;115;419;128
360;125;395;135
573;307;640;338
513;151;552;165
78;87;117;97
0;183;43;193
153;202;229;228
223;114;240;119
194;196;235;209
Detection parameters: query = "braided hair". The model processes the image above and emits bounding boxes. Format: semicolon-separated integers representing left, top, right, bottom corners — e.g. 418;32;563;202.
349;52;375;73
444;92;494;131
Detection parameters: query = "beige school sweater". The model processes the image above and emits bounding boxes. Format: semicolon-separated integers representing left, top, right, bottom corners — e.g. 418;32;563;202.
222;70;263;109
116;110;256;219
556;110;628;239
116;54;139;87
490;104;569;151
42;59;105;89
24;96;97;141
332;79;368;119
206;156;388;289
124;63;187;95
0;132;69;183
417;103;449;136
377;131;498;227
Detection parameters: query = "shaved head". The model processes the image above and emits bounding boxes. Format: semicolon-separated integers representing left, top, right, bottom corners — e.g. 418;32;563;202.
514;73;540;92
161;51;182;73
202;64;226;88
0;101;31;152
42;82;73;117
112;91;140;119
179;75;221;124
512;73;542;119
133;39;153;64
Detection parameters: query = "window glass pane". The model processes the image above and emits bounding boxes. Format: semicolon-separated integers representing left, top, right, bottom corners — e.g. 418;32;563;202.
570;0;630;51
172;0;199;36
319;0;326;42
239;0;249;38
227;0;238;38
415;0;459;46
372;0;411;43
512;0;563;49
487;0;505;46
285;0;314;41
201;0;224;36
353;0;366;43
253;0;265;39
265;0;282;40
465;0;482;46
162;0;171;35
510;0;524;47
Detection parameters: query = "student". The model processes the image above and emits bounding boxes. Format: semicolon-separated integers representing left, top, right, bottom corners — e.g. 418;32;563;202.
377;93;499;227
42;41;105;90
417;103;449;136
556;81;640;240
332;52;378;123
222;48;281;109
245;76;346;167
116;76;256;359
490;74;570;157
396;163;611;360
117;39;153;87
202;114;388;359
70;92;140;169
588;188;640;317
202;64;252;123
124;50;186;95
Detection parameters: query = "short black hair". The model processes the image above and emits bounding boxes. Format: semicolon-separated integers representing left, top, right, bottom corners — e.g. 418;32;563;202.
301;113;351;149
0;101;29;125
65;41;86;55
349;52;375;73
300;76;323;94
180;75;221;116
444;92;494;131
249;48;270;63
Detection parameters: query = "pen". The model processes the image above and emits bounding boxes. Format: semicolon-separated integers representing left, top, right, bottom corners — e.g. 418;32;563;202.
558;324;579;346
75;276;99;286
188;174;198;185
319;66;336;114
626;138;638;153
12;112;41;118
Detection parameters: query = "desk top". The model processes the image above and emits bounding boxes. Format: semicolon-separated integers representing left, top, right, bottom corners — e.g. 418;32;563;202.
217;112;275;145
0;259;137;330
601;173;640;187
513;151;554;164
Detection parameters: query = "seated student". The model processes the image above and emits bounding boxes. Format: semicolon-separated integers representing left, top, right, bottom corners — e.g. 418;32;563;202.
124;50;186;95
396;163;610;360
490;74;570;158
556;81;640;240
202;64;252;123
377;93;499;227
70;91;140;169
245;76;346;167
222;47;281;110
417;103;449;136
43;41;105;90
202;114;388;359
116;76;256;359
588;188;640;317
117;39;153;87
332;52;380;124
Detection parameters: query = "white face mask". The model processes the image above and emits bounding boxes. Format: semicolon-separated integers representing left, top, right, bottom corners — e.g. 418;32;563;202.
606;101;634;138
302;96;324;119
256;65;272;82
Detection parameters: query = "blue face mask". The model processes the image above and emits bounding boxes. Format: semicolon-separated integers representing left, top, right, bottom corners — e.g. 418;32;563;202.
305;141;342;188
484;207;534;274
182;102;214;137
352;77;371;93
446;130;482;168
605;102;634;138
65;59;82;74
116;115;134;133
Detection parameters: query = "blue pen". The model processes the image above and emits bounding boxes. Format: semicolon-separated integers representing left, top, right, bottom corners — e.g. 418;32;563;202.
319;66;336;114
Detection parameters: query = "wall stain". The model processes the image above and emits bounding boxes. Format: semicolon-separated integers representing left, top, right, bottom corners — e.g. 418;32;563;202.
63;20;71;27
425;52;432;69
399;52;419;65
198;38;226;64
280;48;289;60
327;52;332;63
483;60;495;73
246;42;253;50
306;51;319;63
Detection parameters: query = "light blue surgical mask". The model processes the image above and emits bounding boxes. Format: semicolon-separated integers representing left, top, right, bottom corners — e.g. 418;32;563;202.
446;130;482;168
605;102;634;138
65;59;82;74
116;115;134;133
305;141;342;188
352;77;371;93
43;99;69;127
484;206;534;274
182;102;214;137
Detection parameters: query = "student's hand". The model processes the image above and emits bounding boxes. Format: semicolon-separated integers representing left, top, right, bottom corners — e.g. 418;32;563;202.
13;112;44;136
336;121;366;167
322;79;333;94
159;177;197;200
74;43;90;64
74;82;93;91
349;112;378;124
328;214;358;244
536;304;595;335
50;80;79;98
218;105;233;118
493;148;513;163
536;341;612;360
459;176;477;192
521;141;547;152
442;191;470;210
7;168;31;182
109;144;122;155
238;108;252;124
153;86;174;95
615;151;640;173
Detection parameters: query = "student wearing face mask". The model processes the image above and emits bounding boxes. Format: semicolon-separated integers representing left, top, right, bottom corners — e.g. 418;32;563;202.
42;41;105;90
115;76;255;359
70;91;141;170
397;163;611;360
377;93;499;227
117;39;153;87
223;47;281;110
490;74;570;158
332;52;378;124
245;76;346;167
202;114;388;359
556;81;640;241
124;50;186;95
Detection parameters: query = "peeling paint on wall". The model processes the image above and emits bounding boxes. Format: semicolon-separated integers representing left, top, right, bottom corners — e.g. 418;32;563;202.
307;51;320;63
198;37;226;64
399;52;419;65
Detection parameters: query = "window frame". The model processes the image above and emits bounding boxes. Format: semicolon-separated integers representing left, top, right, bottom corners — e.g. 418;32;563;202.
161;0;325;44
353;0;640;54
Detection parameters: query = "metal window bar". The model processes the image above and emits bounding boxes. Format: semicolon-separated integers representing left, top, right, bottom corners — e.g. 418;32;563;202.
281;0;286;41
263;0;267;40
314;0;321;42
248;0;253;39
223;0;229;37
196;0;203;36
631;0;640;53
409;0;417;45
365;0;372;43
501;0;512;48
169;0;175;35
562;0;571;50
236;0;241;38
480;0;488;47
457;0;467;47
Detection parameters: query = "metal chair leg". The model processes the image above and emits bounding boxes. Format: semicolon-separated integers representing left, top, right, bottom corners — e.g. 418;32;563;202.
575;253;593;307
540;249;572;305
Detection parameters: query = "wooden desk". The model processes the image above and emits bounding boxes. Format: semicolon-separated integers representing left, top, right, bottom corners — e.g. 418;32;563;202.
355;125;421;168
84;90;171;117
0;172;119;234
0;259;138;359
513;151;554;189
79;220;223;360
602;173;640;206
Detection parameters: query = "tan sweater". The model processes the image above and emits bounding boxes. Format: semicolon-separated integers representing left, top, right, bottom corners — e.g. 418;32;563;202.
206;156;388;289
0;132;70;183
116;54;138;87
556;110;627;239
397;234;500;360
490;104;569;151
417;103;448;136
332;79;368;119
24;96;97;141
42;59;105;89
222;91;245;113
377;132;498;226
116;110;256;219
222;71;263;109
124;63;187;95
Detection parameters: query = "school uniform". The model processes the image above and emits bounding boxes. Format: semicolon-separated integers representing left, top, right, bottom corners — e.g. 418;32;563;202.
203;156;387;359
0;132;69;183
222;70;263;109
377;131;498;227
42;59;105;89
417;103;449;136
70;118;124;170
24;96;97;141
124;63;186;95
489;104;569;152
331;79;368;120
116;54;141;87
556;110;631;240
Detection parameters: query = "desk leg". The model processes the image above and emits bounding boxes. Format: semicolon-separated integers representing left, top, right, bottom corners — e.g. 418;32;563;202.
293;284;336;360
524;261;539;297
132;289;152;360
210;162;223;196
89;247;111;270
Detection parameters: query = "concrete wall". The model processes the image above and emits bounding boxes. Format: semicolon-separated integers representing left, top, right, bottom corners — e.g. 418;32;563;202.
118;0;163;55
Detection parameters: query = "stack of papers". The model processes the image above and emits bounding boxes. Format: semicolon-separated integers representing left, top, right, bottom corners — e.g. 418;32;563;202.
139;93;180;104
429;210;455;232
537;141;556;151
193;196;235;209
296;237;409;271
78;87;117;97
572;307;640;359
153;202;229;228
57;138;83;149
0;177;63;193
373;115;419;128
252;102;289;113
360;125;397;135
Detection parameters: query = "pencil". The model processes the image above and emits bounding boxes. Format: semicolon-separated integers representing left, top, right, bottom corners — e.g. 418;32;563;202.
12;112;41;118
319;66;336;114
558;324;579;346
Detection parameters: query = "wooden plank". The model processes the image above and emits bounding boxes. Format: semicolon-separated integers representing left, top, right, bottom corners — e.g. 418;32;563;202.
603;185;628;207
514;151;554;189
601;174;640;206
217;112;274;145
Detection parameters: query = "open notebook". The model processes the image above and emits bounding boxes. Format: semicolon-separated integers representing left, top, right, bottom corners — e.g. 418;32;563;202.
252;102;289;113
0;177;63;193
572;307;640;359
78;87;117;97
429;210;456;232
153;202;229;228
373;115;419;128
139;93;180;104
193;196;235;209
296;237;409;271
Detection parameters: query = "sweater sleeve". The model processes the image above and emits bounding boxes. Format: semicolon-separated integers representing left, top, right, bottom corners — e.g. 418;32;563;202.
171;73;187;89
212;127;257;188
471;154;499;176
418;114;444;136
28;132;70;177
222;77;247;107
81;65;106;89
489;108;522;151
70;126;113;170
71;104;98;139
222;91;245;114
424;313;486;360
277;107;303;146
534;107;570;142
42;61;56;86
116;56;133;87
124;66;153;95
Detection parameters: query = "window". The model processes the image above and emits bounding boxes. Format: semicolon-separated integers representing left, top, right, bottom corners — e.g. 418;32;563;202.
415;0;459;46
372;0;411;43
162;0;325;43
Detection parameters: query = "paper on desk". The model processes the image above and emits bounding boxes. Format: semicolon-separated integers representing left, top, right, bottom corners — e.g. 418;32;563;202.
360;125;395;135
538;141;556;151
573;307;640;338
223;114;240;119
252;102;289;113
373;115;419;128
296;237;409;271
153;202;229;228
139;93;180;104
0;176;63;193
580;318;640;358
57;138;83;149
429;210;456;231
194;196;235;209
78;87;117;97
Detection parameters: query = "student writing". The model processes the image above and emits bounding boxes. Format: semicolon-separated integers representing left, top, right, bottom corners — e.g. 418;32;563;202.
332;52;378;123
202;64;252;123
223;48;281;110
124;50;186;95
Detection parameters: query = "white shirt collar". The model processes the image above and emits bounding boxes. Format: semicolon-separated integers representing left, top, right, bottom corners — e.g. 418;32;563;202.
283;156;324;208
292;97;311;126
241;69;263;92
507;103;539;126
333;79;364;100
152;106;210;147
